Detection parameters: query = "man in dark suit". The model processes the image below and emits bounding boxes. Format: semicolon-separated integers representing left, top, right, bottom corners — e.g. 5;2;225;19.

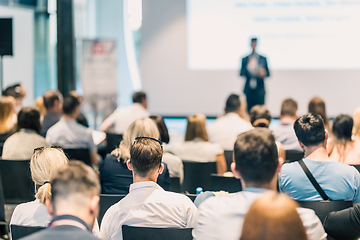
240;38;270;112
21;161;100;240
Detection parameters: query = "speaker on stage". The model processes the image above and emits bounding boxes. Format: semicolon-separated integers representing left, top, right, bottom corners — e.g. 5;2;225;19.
0;18;13;56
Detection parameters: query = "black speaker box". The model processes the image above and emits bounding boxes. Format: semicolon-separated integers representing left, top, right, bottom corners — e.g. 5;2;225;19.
0;18;13;56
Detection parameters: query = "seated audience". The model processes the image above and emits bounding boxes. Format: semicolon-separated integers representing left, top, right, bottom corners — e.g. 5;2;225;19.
2;107;51;160
272;98;303;152
240;193;308;240
249;105;285;160
70;90;89;127
101;91;149;134
170;114;227;175
46;95;98;167
279;113;360;204
328;114;360;164
100;137;197;240
2;83;26;113
150;115;184;183
34;96;47;121
0;96;16;146
207;94;253;150
308;97;330;132
353;107;360;140
192;128;325;240
41;90;63;137
99;118;170;194
20;161;101;240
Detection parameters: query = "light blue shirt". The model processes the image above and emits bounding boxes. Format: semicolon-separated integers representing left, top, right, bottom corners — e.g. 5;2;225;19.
279;158;360;203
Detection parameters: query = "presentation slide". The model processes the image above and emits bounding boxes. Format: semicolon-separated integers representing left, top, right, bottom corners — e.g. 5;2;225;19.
187;0;360;70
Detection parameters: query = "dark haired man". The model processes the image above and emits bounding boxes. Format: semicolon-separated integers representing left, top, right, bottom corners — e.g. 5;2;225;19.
100;137;196;240
100;91;149;134
21;161;100;240
193;128;326;240
2;83;26;113
272;98;302;151
207;94;253;150
41;90;63;137
46;95;98;166
279;113;360;204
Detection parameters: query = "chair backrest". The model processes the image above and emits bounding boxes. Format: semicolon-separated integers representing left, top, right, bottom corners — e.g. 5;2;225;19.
210;174;242;193
10;225;45;240
182;161;217;194
0;172;6;235
0;143;3;157
296;200;353;223
285;150;304;163
351;165;360;173
62;148;91;166
105;133;123;154
99;194;126;226
122;225;193;240
0;159;35;204
170;177;181;193
224;150;233;172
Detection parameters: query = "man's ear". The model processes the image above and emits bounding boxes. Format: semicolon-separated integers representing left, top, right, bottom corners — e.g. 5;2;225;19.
89;195;100;218
277;157;284;173
126;160;133;171
158;163;164;174
46;199;54;217
325;129;329;140
231;162;241;179
298;140;305;150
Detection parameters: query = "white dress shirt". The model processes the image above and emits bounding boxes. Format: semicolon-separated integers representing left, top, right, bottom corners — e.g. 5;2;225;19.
100;181;197;240
207;113;253;150
103;103;149;134
192;188;327;240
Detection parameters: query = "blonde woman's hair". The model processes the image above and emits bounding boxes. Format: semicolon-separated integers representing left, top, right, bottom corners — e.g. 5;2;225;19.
111;118;160;163
0;96;15;134
353;107;360;138
240;192;308;240
184;114;209;142
31;147;69;204
34;96;47;118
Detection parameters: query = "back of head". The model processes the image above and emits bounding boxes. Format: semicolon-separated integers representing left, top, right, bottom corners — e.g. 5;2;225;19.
132;91;146;103
185;114;209;141
250;105;271;128
234;128;278;186
294;113;325;147
240;192;307;240
332;114;353;142
130;137;164;177
50;161;100;213
0;96;15;133
2;83;25;99
353;107;360;138
17;107;41;134
281;98;297;117
225;94;241;113
62;95;80;115
43;90;62;110
150;115;170;144
34;96;47;117
31;147;68;204
308;97;328;125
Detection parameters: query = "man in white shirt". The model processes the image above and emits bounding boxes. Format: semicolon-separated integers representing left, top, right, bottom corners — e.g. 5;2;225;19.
193;128;326;240
207;94;253;150
100;137;197;240
100;92;149;134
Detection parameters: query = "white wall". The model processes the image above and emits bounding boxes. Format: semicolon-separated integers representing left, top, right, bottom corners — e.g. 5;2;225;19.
0;6;34;106
141;0;360;118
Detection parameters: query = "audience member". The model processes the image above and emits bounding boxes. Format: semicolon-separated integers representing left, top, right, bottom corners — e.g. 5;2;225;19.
279;113;360;204
34;96;47;121
10;147;68;228
100;91;149;134
99;118;170;194
41;90;63;137
272;98;303;152
353;107;360;140
192;128;325;240
70;90;89;127
150;115;184;183
2;83;26;113
20;161;101;240
46;95;98;167
100;137;197;240
249;105;285;160
0;96;16;145
170;114;227;175
2;108;50;160
308;97;330;131
207;94;253;150
240;193;308;240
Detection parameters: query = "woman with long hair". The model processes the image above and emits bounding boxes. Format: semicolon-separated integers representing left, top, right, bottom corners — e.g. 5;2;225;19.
0;96;16;145
308;97;330;131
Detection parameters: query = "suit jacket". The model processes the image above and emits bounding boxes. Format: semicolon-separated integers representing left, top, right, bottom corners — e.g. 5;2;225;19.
240;54;269;94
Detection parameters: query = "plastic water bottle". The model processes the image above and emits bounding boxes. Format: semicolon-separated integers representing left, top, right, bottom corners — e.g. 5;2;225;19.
196;187;203;195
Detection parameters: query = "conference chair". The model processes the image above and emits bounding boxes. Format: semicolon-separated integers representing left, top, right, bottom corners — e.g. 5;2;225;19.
0;173;7;236
182;161;217;194
170;177;181;193
122;225;193;240
351;165;360;173
98;194;126;226
62;148;92;166
0;143;3;157
224;150;233;172
10;225;45;240
105;133;123;154
285;150;304;163
0;159;35;204
210;174;242;193
296;200;353;223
